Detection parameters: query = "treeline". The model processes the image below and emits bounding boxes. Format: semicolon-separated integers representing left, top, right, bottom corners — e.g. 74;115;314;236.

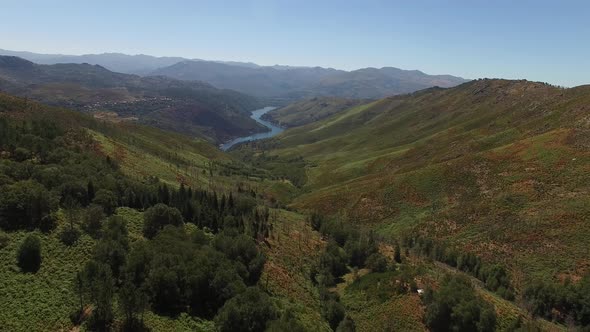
522;275;590;327
402;235;514;300
0;113;271;240
0;114;155;232
423;275;496;332
309;213;391;287
75;212;272;330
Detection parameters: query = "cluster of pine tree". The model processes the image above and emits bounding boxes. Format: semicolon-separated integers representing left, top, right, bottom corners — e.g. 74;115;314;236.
423;275;497;332
522;275;590;326
309;213;389;286
402;235;514;300
75;213;273;331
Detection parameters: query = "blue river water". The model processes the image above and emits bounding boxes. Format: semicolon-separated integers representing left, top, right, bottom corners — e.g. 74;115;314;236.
220;106;283;151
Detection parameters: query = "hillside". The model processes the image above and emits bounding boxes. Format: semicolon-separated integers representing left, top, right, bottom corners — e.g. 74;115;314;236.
234;79;590;293
152;60;467;100
0;85;583;331
0;56;264;142
0;92;341;331
261;97;367;128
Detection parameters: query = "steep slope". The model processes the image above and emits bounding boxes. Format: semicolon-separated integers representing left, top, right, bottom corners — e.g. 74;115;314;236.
0;92;235;187
0;56;264;142
261;96;367;128
235;79;590;288
0;92;333;331
152;60;467;99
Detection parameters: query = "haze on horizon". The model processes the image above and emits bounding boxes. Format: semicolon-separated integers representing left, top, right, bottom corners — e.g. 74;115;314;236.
1;0;589;87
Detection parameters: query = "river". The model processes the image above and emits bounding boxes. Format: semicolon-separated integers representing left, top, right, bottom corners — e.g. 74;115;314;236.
220;106;283;151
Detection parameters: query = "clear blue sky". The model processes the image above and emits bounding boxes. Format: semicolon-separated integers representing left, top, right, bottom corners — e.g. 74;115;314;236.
1;0;589;86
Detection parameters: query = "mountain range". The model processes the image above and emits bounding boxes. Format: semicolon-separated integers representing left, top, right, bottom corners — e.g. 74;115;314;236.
0;55;263;142
0;49;468;100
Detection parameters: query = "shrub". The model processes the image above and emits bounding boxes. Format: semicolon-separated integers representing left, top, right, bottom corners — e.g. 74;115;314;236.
424;275;496;332
336;315;356;332
143;203;184;238
266;310;306;332
83;204;106;238
0;230;9;249
322;298;345;330
394;242;402;264
215;287;277;332
365;253;388;272
59;227;81;246
17;234;42;272
92;189;118;215
0;180;58;230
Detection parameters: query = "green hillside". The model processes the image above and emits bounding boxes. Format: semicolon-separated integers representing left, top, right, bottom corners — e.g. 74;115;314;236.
233;79;590;328
3;77;590;331
261;97;367;128
0;93;333;331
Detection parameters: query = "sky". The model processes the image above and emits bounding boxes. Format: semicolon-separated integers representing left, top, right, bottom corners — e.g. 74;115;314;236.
1;0;589;87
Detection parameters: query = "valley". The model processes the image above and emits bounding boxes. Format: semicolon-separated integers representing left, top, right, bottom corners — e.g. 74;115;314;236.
2;69;590;331
0;24;589;331
220;106;283;151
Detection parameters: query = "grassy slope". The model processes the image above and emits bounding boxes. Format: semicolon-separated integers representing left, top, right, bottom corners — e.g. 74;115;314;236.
251;79;590;288
262;97;366;128
261;209;331;331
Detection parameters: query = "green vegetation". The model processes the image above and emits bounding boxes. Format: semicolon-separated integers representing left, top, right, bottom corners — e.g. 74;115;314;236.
403;235;515;300
423;275;496;332
142;203;184;238
0;93;321;331
238;79;590;330
523;276;590;326
246;80;590;280
262;97;366;128
215;287;278;332
4;69;590;331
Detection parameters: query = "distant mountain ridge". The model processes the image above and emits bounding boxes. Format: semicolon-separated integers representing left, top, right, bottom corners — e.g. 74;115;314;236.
0;49;187;75
152;60;468;99
0;55;263;142
0;49;468;100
